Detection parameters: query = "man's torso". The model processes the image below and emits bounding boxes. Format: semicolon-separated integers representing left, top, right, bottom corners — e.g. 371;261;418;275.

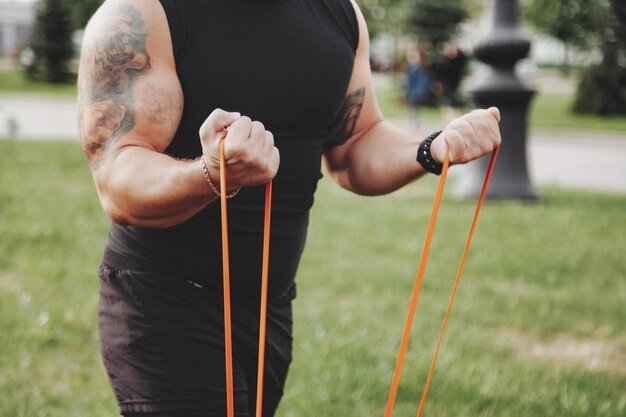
103;0;359;301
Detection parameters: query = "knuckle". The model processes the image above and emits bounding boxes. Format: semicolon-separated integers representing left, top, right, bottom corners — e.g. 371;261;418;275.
229;142;244;158
209;108;227;123
446;119;460;130
449;118;469;133
271;158;280;177
471;108;486;117
272;148;280;173
262;159;273;175
207;108;221;119
251;120;265;131
250;123;265;138
459;119;473;132
246;153;258;168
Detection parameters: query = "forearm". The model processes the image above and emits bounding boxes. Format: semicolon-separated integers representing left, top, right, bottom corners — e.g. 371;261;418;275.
95;146;217;228
326;121;429;195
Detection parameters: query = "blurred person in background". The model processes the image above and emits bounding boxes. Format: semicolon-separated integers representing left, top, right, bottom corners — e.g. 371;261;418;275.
438;42;468;121
404;47;436;126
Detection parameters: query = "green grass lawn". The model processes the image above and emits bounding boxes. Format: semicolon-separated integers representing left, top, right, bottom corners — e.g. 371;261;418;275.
528;94;626;132
1;140;624;417
0;70;76;96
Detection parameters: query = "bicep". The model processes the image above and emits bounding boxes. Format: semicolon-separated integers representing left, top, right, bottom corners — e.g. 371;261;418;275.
323;0;383;172
77;0;183;170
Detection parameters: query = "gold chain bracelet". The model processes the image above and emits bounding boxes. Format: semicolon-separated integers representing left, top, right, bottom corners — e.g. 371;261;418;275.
199;157;241;199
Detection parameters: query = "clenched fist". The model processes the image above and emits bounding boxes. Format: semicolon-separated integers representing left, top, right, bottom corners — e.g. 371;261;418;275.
430;107;501;164
199;109;280;193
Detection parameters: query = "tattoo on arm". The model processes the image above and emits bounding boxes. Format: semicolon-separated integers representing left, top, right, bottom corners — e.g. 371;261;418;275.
78;4;151;169
136;83;181;128
325;87;365;151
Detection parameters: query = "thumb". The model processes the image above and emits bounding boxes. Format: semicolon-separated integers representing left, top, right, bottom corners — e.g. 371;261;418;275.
429;131;447;164
488;106;501;123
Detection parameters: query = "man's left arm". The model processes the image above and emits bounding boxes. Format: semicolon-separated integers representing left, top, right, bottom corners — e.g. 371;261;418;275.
323;1;501;196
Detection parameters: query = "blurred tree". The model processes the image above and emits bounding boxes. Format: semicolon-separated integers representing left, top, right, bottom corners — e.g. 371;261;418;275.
407;0;468;48
523;0;599;74
68;0;104;30
462;0;485;18
573;0;626;115
523;0;625;115
359;0;481;72
360;0;410;40
27;0;74;83
360;0;480;40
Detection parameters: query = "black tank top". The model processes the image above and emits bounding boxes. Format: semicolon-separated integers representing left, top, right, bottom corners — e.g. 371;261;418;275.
103;0;359;301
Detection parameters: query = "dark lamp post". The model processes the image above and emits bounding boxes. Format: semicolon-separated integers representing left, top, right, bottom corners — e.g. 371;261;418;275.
454;0;541;200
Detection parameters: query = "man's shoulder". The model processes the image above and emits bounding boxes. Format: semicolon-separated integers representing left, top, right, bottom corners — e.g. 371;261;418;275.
83;0;169;48
87;0;163;30
98;0;162;11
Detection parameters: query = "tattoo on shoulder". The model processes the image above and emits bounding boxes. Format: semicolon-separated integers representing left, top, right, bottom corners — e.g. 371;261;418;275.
325;87;365;151
78;4;151;169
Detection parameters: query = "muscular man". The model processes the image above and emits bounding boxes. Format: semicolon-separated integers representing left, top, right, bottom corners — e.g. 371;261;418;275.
78;1;501;416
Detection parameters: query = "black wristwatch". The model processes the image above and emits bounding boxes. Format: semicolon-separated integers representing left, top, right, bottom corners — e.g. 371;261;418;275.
416;130;444;175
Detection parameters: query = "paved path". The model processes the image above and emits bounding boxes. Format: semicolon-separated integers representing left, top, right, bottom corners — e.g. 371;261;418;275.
527;129;626;194
1;93;625;194
0;94;78;140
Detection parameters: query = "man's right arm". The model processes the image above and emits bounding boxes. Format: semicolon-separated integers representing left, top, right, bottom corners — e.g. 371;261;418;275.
78;0;278;228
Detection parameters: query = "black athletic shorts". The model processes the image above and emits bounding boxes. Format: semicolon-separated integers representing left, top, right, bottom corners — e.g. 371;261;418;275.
98;264;294;417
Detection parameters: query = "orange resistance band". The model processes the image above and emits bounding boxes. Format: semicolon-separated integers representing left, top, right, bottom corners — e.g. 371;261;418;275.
383;152;451;417
219;139;273;417
219;138;497;417
218;139;235;417
385;148;499;417
255;179;272;417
